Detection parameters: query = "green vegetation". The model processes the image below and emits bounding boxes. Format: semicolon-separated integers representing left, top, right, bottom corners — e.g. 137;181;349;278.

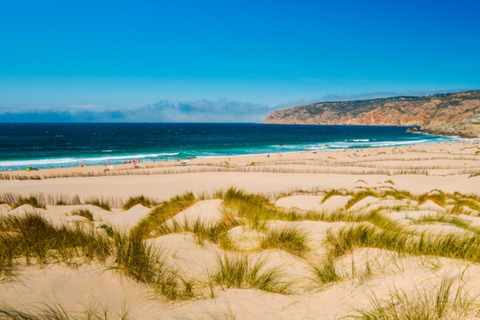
134;192;197;237
325;224;480;264
0;192;126;209
112;231;160;283
260;226;309;256
0;304;131;320
0;193;46;209
0;213;193;301
450;197;480;214
99;224;114;237
412;214;480;235
11;196;46;209
213;254;290;294
154;217;240;246
0;213;110;278
71;209;94;221
350;277;479;319
222;187;304;230
85;200;111;211
345;190;377;209
111;230;195;300
312;257;340;285
321;189;348;204
2;187;480;315
122;195;157;210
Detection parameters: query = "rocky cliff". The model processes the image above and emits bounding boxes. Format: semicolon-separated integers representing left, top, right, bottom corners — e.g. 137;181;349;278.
263;90;480;137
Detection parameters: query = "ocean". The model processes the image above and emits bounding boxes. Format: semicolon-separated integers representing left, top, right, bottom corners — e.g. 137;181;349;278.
0;123;459;171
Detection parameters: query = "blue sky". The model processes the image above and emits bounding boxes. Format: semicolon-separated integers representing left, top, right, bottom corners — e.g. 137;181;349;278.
1;0;479;121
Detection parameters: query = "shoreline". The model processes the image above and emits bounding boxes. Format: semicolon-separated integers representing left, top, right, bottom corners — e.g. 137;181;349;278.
0;138;471;178
0;139;479;202
2;129;480;319
1;133;464;174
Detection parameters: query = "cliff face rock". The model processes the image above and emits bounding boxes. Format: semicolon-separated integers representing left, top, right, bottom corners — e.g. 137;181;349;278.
263;90;480;137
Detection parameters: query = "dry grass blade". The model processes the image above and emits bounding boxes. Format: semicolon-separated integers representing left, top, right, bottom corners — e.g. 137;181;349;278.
260;225;309;256
134;192;197;237
155;217;240;246
71;209;94;221
213;254;290;294
349;276;480;319
122;196;157;210
0;302;131;320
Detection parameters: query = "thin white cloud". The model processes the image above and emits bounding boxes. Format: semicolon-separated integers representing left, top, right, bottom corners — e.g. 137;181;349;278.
0;89;467;123
0;99;277;123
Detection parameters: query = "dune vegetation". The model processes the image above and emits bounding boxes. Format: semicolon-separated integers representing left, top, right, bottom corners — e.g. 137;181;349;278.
2;186;480;318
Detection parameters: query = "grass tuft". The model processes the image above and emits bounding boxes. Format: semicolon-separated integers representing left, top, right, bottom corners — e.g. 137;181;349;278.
325;223;480;264
134;192;197;237
260;226;309;256
0;213;111;277
112;231;161;284
10;196;45;209
71;209;94;221
0;302;131;320
85;200;111;211
311;257;341;285
122;196;157;210
213;254;290;294
155;218;240;246
222;188;290;230
350;277;480;319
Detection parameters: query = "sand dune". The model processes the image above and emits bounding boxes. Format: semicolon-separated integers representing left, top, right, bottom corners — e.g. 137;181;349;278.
1;140;480;319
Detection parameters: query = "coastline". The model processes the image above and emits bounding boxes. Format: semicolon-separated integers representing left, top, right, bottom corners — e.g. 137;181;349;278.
1;139;479;200
1;135;480;319
0;123;459;172
1;133;461;174
0;137;470;178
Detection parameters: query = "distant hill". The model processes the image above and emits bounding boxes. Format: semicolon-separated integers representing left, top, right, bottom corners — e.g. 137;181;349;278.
263;90;480;137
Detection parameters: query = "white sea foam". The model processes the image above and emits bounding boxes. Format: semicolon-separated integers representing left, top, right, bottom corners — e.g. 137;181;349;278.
0;152;179;167
301;136;459;151
0;133;460;170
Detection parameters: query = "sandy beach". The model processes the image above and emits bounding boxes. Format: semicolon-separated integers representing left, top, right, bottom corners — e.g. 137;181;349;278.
1;139;480;319
4;0;480;317
1;139;480;199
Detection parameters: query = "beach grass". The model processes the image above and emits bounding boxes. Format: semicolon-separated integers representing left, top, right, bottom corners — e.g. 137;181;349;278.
0;302;131;320
0;193;46;209
85;200;111;211
325;224;480;264
122;195;158;210
112;230;161;284
2;186;480;314
260;225;309;256
349;276;479;319
71;209;94;221
213;254;290;294
311;257;341;285
111;230;195;301
154;217;240;246
0;213;111;277
0;212;198;301
134;192;197;237
222;187;296;229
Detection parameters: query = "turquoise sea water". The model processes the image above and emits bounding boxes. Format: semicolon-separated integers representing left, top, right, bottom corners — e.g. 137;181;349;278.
0;123;459;171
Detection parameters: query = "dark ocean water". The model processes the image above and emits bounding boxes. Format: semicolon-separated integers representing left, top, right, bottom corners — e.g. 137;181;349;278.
0;123;458;171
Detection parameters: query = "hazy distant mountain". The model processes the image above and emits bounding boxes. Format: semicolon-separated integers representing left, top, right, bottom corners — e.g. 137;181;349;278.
263;90;480;137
